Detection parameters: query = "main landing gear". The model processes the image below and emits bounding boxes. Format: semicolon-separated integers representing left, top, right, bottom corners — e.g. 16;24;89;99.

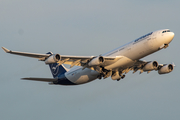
117;74;125;81
97;67;126;81
97;66;110;80
97;73;103;79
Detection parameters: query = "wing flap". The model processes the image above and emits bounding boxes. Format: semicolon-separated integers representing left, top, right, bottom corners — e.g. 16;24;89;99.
21;77;58;82
61;55;94;60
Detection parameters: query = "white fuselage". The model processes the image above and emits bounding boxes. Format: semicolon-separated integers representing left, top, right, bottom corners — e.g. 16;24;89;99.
65;29;174;85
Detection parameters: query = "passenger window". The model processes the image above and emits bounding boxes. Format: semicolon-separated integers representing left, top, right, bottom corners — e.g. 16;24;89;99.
167;30;170;32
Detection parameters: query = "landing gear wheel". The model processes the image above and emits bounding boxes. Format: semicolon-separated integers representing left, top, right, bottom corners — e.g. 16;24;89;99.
117;79;120;81
97;75;102;79
121;75;125;79
98;74;103;80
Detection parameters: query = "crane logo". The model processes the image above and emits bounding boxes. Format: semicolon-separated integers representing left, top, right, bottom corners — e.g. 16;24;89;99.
50;64;59;76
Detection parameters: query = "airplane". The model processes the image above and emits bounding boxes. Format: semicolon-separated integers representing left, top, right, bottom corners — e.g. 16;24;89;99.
2;29;175;85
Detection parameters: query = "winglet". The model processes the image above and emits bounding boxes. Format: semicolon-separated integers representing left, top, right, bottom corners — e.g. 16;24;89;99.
2;47;11;53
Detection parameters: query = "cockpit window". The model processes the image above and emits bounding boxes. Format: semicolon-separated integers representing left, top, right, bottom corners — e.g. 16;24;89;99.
162;30;170;33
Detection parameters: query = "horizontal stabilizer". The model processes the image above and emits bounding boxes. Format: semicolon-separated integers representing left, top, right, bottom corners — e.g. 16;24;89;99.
21;77;58;82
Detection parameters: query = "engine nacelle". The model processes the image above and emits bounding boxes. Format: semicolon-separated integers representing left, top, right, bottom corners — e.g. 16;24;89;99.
158;64;174;74
88;56;104;66
45;54;61;64
143;61;158;71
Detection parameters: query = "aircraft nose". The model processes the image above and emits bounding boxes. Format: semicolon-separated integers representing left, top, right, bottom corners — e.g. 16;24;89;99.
169;32;175;40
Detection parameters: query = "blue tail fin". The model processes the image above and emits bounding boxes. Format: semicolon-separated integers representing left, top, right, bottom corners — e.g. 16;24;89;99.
46;52;67;78
49;63;67;78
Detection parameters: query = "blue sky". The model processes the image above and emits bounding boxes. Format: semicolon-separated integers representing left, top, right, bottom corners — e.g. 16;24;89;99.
1;0;180;120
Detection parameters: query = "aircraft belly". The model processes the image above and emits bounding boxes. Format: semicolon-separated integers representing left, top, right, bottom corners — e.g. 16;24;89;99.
105;56;135;70
65;68;98;85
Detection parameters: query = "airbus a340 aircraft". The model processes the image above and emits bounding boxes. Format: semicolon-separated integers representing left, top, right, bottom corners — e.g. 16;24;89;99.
2;29;175;85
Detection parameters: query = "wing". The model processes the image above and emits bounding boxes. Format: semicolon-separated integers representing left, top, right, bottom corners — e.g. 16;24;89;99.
130;60;153;74
2;47;120;68
107;59;174;81
2;47;94;67
59;55;95;67
2;47;50;59
120;59;174;75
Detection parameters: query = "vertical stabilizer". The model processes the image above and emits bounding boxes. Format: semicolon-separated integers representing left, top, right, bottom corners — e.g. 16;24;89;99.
49;63;67;78
46;52;68;78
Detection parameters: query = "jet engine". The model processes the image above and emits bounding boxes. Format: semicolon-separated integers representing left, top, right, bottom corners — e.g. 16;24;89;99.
143;61;158;71
88;56;104;66
158;64;174;74
45;54;61;64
